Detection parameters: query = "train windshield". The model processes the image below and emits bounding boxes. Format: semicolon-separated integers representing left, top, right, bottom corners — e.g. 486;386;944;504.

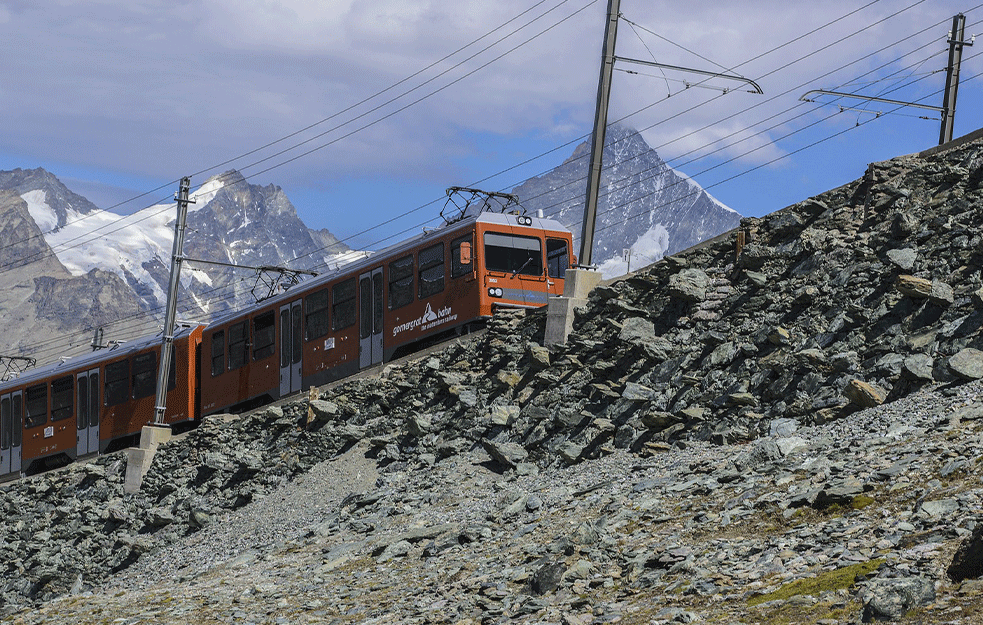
484;232;543;276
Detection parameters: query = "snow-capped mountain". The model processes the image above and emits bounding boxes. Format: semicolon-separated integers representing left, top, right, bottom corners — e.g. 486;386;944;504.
12;169;355;317
512;125;742;278
0;168;355;362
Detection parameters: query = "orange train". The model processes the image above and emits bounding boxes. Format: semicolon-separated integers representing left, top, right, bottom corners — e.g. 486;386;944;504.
0;211;574;477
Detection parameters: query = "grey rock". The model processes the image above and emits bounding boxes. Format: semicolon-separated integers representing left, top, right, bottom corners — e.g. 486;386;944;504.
902;354;935;381
949;348;983;380
668;268;711;302
530;561;566;594
886;248;917;271
861;577;935;622
481;440;528;468
948;523;983;582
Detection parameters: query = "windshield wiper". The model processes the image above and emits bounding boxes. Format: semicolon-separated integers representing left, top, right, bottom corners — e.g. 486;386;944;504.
511;257;534;278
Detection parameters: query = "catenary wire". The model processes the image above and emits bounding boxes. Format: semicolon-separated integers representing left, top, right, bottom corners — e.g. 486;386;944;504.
11;0;972;356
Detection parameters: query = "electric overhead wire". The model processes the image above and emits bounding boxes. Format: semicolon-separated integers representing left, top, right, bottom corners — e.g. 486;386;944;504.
0;0;564;258
0;0;590;279
96;42;973;357
497;0;953;223
14;1;979;359
591;61;983;241
263;0;912;269
3;0;889;280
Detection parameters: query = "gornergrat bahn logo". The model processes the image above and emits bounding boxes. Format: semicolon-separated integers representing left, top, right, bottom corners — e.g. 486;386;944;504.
392;303;458;337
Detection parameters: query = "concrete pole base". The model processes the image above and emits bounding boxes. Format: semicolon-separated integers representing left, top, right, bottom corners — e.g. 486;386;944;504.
123;425;172;494
545;268;602;345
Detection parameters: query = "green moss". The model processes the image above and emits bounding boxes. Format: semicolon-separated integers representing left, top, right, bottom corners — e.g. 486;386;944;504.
746;559;884;607
750;599;860;625
851;495;876;509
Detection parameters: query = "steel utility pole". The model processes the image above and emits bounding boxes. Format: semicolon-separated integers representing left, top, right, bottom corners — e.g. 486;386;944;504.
579;0;621;268
153;177;194;425
940;13;972;145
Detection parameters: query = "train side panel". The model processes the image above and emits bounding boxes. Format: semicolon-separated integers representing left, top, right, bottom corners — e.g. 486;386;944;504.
98;328;202;447
1;325;203;476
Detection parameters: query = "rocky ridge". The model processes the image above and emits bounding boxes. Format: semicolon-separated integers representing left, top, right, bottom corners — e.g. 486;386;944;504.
2;134;983;623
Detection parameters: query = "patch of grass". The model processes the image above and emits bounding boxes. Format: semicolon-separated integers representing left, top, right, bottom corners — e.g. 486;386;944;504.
851;494;876;510
748;598;859;625
746;559;885;607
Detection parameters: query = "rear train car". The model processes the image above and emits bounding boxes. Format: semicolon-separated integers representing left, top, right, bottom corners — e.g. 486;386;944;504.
0;325;203;477
201;211;573;415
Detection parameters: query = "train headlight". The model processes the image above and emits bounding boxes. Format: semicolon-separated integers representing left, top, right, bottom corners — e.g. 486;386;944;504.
516;216;533;226
488;287;504;297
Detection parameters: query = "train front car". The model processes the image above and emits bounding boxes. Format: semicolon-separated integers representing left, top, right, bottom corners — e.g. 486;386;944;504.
472;212;572;315
0;325;202;478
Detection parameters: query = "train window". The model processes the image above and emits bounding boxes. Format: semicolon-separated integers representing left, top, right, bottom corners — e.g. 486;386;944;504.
332;278;356;331
291;305;303;365
51;376;73;421
451;234;473;278
547;238;570;279
211;330;225;376
253;311;276;361
280;308;291;367
77;377;88;430
11;395;21;448
132;352;157;399
373;272;384;335
25;384;47;428
105;360;130;407
0;397;9;451
228;322;248;370
88;373;99;427
418;242;445;299
359;276;372;340
484;232;543;276
305;289;329;340
388;255;414;311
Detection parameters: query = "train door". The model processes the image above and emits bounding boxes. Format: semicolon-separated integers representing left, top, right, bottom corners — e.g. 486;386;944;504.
279;300;303;397
76;369;100;456
359;268;384;369
0;391;23;475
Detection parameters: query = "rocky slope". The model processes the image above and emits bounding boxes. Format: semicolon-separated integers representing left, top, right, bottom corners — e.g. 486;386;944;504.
3;133;983;623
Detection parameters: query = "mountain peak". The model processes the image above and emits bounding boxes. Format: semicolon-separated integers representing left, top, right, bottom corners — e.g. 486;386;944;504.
514;124;740;277
0;167;102;230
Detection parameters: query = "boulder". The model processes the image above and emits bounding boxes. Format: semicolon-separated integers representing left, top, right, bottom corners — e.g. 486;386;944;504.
861;577;936;622
949;524;983;582
667;268;710;303
948;348;983;380
844;380;886;408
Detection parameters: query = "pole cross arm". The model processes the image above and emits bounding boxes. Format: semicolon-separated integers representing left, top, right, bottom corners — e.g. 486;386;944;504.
182;256;318;277
799;90;945;113
614;57;764;94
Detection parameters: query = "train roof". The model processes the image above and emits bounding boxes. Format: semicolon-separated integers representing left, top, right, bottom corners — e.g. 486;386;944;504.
0;324;200;392
207;210;571;327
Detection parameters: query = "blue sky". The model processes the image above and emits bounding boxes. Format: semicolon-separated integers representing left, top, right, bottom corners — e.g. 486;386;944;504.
2;0;981;253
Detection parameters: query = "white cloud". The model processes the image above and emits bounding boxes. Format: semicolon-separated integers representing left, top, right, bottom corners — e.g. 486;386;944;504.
0;0;977;237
